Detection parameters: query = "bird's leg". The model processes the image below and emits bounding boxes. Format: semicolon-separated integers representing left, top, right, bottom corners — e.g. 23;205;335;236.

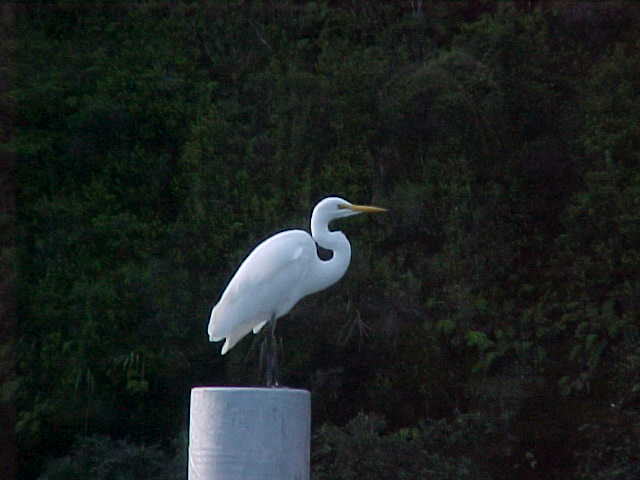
264;315;279;387
259;334;268;384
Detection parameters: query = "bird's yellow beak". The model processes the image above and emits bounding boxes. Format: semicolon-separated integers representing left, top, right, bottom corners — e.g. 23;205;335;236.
345;204;387;214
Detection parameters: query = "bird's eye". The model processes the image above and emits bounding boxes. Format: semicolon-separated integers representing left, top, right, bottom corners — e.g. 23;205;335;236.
337;204;348;210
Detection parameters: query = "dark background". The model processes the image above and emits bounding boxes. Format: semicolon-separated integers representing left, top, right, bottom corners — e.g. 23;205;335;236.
5;1;640;479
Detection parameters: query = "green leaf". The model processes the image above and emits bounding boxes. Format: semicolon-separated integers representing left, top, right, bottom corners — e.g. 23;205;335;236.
436;318;456;335
585;333;598;351
466;330;494;351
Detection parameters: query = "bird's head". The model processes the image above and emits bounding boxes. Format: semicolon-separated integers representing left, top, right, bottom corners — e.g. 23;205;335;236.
313;197;387;224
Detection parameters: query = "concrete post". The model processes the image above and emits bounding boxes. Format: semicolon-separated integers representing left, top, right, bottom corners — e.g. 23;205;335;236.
188;387;310;480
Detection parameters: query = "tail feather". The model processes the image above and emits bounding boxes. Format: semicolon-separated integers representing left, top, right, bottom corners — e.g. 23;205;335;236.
252;320;268;334
221;337;235;355
208;307;271;355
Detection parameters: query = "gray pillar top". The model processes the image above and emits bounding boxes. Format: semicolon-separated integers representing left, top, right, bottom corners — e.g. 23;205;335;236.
189;387;310;480
192;386;310;395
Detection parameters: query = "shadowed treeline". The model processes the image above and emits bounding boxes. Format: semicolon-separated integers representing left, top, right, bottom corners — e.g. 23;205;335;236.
10;2;640;479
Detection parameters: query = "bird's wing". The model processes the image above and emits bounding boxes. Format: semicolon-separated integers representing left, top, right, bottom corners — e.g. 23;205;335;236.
208;230;313;342
222;230;310;305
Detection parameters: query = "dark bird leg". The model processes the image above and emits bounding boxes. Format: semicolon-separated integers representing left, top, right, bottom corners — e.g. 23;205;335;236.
260;315;280;387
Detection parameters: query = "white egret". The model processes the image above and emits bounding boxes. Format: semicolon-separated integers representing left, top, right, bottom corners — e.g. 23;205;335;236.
208;196;386;385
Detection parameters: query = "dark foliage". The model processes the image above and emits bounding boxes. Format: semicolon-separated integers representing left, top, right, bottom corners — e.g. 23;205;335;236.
37;434;186;480
312;412;496;479
9;1;640;479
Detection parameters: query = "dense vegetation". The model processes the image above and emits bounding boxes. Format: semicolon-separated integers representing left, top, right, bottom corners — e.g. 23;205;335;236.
6;1;640;478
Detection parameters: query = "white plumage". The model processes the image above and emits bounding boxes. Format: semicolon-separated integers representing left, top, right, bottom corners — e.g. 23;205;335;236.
208;197;386;355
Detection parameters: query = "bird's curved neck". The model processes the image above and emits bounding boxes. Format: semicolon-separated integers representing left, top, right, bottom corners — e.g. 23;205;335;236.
309;216;352;295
